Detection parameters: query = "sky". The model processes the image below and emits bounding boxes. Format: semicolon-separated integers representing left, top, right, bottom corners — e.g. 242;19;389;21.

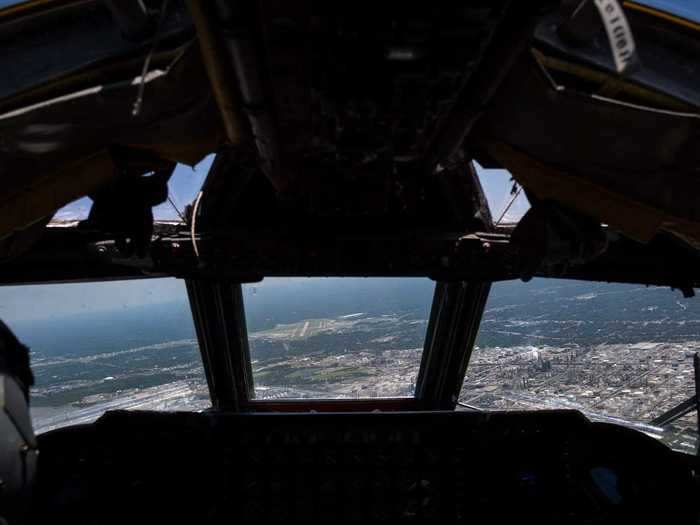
475;164;530;223
0;278;188;325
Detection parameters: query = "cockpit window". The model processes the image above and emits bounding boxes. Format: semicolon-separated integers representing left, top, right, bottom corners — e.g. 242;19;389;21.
49;196;92;224
474;162;530;227
0;278;208;433
459;279;699;454
244;278;433;399
152;155;213;222
49;155;214;226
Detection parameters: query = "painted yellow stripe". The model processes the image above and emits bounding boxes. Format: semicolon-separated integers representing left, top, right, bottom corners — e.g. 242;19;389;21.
624;1;700;32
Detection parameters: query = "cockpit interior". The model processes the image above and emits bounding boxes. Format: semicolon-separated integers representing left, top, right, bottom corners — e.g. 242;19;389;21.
0;0;698;522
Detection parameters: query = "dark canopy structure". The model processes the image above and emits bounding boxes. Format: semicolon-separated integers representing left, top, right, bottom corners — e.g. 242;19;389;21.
0;1;699;522
0;0;698;409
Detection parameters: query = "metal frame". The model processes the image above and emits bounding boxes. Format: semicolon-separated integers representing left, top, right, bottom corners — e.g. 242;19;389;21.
415;281;491;410
650;353;700;447
185;275;493;413
185;279;253;410
650;395;698;427
5;223;700;288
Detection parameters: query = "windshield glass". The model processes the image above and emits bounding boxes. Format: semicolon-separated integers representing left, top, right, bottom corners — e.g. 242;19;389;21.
460;279;699;454
50;155;213;225
245;278;434;399
475;162;530;226
0;278;208;433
